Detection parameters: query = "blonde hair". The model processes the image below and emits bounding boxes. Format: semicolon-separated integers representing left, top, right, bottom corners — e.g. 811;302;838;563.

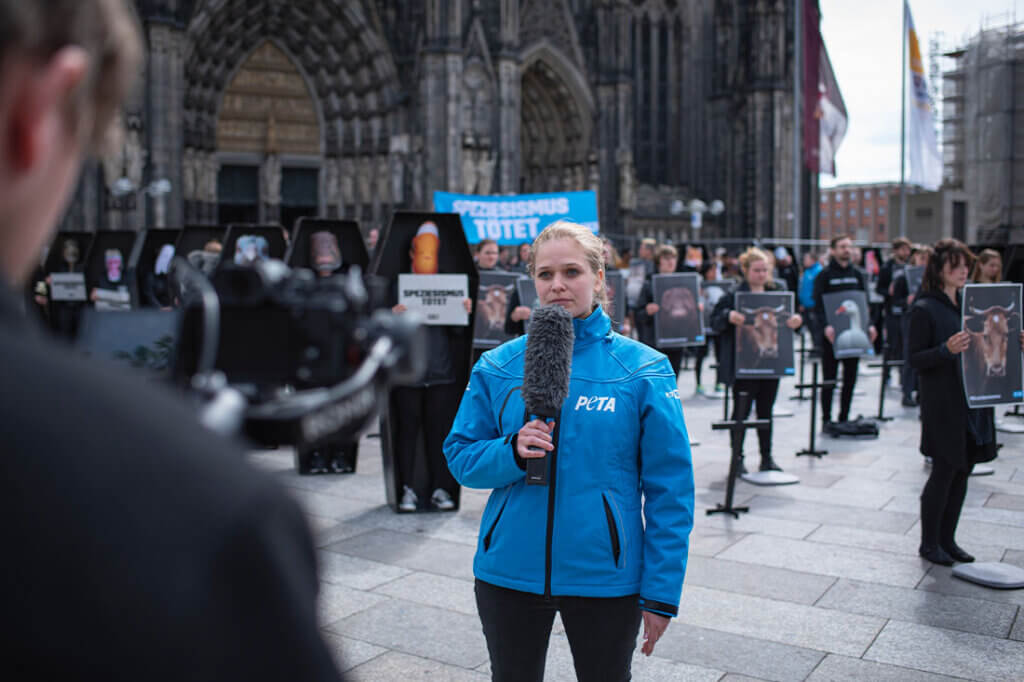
529;220;608;307
738;247;772;273
655;244;678;265
971;248;1002;283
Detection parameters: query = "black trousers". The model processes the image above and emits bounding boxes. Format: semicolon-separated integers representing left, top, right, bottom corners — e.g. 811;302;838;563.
663;348;683;380
392;383;460;499
882;312;903;387
731;379;779;458
475;580;642;682
900;314;918;401
820;339;859;423
920;458;969;551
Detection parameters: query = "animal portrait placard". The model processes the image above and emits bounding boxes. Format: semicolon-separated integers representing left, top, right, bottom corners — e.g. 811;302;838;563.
961;283;1023;408
604;270;626;330
904;265;925;296
652;272;705;348
516;276;539;334
473;271;520;348
734;292;796;379
822;290;874;359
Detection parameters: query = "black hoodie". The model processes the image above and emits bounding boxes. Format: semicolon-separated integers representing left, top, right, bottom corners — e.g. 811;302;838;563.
812;257;867;327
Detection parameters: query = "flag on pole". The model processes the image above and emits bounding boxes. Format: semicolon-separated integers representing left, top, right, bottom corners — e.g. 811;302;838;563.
904;0;942;190
803;0;847;176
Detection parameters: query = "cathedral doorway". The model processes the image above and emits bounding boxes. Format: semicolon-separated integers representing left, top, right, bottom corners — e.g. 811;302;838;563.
519;46;594;194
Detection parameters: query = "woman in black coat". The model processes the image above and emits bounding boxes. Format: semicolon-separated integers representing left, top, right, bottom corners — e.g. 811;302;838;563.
907;239;1021;565
711;248;802;473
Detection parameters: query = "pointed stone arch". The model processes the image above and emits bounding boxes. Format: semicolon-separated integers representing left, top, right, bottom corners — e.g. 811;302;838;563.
519;41;596;193
216;40;322;156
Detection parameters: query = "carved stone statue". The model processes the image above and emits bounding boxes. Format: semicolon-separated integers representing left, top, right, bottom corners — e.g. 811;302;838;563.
124;127;146;188
462;147;478;194
339;156;355;206
376;155;391;204
616;148;636;211
262;153;282;206
356;156;372;206
182;147;197;200
390;153;405;204
476;149;496;196
324;158;340;208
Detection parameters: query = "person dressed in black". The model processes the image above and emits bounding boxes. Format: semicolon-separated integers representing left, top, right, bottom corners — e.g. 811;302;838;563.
471;238;504;366
876;237;912;392
908;240;1018;565
634;244;684;377
812;235;877;432
0;2;341;678
892;245;931;406
711;248;802;473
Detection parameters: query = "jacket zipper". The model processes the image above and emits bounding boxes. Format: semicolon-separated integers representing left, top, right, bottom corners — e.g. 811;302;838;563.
543;415;561;599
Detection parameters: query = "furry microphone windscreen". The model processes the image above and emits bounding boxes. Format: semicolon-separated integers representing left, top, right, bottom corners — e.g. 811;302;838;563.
522;304;575;416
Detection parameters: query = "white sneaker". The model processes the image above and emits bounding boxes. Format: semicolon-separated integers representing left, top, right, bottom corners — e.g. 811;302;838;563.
399;486;418;512
431;488;455;511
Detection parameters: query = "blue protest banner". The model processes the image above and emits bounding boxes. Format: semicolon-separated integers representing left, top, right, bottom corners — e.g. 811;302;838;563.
433;190;599;245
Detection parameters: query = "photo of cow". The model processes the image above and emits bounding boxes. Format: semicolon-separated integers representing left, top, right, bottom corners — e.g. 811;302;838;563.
961;283;1023;409
734;292;796;379
652;272;704;348
473;271;521;348
604;270;626;330
822;290;874;359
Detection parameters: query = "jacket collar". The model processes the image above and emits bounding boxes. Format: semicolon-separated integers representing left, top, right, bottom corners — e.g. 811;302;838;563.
573;305;611;349
917;288;961;311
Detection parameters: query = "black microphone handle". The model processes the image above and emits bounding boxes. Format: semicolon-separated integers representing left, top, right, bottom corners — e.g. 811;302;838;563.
524;408;558;486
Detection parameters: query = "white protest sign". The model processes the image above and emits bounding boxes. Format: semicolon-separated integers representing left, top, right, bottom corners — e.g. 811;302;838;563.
50;273;87;301
398;274;469;326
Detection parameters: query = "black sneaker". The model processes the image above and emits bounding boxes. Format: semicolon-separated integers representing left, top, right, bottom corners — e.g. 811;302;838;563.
902;395;918;407
759;457;782;472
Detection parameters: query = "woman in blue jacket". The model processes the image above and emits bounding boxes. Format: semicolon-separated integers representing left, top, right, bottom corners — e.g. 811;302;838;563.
444;221;695;681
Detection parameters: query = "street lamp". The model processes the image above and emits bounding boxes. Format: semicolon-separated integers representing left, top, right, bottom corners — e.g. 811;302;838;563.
683;198;725;239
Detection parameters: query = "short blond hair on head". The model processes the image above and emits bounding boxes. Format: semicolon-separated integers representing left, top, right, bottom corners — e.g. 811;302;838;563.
738;247;772;273
529;220;608;307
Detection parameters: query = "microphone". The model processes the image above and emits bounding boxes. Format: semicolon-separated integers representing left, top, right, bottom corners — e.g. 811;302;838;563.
521;304;574;485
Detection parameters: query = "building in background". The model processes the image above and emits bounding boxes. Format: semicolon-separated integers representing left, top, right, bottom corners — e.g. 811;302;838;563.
942;20;1023;246
818;182;901;244
57;0;807;246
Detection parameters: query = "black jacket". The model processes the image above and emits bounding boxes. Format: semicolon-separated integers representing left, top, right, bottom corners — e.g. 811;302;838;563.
908;289;995;467
812;258;868;344
876;257;904;310
0;281;341;680
710;281;783;386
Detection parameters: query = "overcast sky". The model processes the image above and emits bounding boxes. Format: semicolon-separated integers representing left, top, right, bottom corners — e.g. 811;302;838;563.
819;0;1020;187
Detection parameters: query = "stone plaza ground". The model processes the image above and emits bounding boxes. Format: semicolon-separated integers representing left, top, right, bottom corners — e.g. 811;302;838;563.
249;362;1024;681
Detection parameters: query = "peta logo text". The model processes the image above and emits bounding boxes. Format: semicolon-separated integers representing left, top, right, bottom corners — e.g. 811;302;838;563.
574;395;617;412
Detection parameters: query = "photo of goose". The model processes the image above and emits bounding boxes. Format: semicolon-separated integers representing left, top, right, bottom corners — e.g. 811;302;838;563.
823;291;874;358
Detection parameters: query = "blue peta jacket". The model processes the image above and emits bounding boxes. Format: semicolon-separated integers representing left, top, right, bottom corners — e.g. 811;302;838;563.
443;306;695;617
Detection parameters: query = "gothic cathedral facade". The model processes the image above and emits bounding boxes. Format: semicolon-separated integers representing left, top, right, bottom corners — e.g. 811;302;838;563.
62;0;805;243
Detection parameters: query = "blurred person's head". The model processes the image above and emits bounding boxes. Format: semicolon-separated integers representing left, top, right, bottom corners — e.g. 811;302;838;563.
910;244;931;267
892;237;912;263
655;244;678;274
0;0;142;284
774;246;790;266
518;241;531;264
739;247;772;288
475;239;499;269
802;251;817;269
639;238;656;261
922;239;972;294
829;235;853;266
366;227;379;250
971;248;1002;284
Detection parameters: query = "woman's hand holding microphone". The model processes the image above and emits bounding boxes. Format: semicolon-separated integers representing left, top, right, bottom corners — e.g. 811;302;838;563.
517;419;554;459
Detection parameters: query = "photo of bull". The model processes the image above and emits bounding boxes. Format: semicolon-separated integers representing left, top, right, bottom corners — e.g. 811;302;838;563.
960;283;1023;408
734;292;796;378
473;271;521;348
652;272;704;347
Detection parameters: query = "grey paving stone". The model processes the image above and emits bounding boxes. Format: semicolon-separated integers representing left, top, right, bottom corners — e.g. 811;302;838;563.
372;571;477;616
700;510;819;540
330;600;489;669
816;578;1017;637
325;528;477;580
1004;549;1024;568
316;549;412;590
1011;611;1024;642
718;535;929;588
985;492;1024;511
677;585;883;657
684;555;836;605
345;651;487;681
688;527;748;557
864;619;1024;681
809;524;1005;562
806;654;964;681
320;632;387;673
318;581;390;626
358;505;486;546
314;518;379;548
744;476;897;510
655;622;825;682
744;495;917;534
948;517;1024;551
291;488;378;521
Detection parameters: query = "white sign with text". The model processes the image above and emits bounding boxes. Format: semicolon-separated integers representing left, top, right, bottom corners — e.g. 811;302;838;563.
398;274;469;326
